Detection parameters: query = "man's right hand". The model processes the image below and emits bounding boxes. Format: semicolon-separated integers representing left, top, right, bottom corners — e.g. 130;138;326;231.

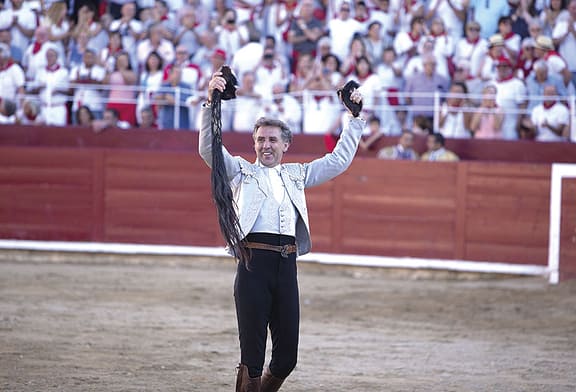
207;72;226;103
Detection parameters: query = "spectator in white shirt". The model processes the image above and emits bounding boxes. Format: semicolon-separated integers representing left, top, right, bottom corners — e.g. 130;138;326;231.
70;48;107;121
0;0;37;56
524;84;570;141
0;42;25;104
28;47;70;126
137;22;175;70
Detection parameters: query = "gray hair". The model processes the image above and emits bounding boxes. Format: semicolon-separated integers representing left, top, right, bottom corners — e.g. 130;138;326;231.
252;117;292;144
533;59;548;72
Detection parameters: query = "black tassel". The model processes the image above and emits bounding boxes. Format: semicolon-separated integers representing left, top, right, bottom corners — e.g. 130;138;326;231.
209;66;250;266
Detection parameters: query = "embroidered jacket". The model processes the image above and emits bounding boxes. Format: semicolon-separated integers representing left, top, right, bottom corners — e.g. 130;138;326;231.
198;105;365;256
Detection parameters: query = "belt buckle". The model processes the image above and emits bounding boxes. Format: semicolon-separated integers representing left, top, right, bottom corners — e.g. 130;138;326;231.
280;245;290;258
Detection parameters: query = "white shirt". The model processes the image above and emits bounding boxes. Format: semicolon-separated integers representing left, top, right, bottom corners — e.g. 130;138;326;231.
426;0;466;41
70;63;107;111
34;65;70;106
0;8;37;53
439;102;470;139
0;62;25;101
454;38;488;77
328;18;365;61
494;77;528;140
358;74;383;112
302;91;341;135
251;164;297;237
137;39;175;69
22;42;61;81
109;18;143;58
233;95;262;132
369;10;395;47
231;42;264;79
553;20;576;71
532;102;569;142
254;63;286;101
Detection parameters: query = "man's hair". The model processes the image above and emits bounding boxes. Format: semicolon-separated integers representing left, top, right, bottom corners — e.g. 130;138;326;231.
533;59;548;72
368;115;381;124
430;132;445;146
2;99;16;117
451;81;468;94
105;108;120;119
252;117;292;144
498;15;512;25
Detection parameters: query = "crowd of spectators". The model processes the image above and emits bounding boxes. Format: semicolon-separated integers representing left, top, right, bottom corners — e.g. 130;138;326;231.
0;0;574;144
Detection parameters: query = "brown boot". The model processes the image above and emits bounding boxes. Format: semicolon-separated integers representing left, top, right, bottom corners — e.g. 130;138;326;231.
236;363;261;392
260;367;285;392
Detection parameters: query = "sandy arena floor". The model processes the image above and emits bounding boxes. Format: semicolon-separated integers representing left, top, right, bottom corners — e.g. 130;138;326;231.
0;251;575;392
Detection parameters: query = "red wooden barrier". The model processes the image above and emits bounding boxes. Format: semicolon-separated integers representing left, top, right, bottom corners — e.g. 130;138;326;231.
1;125;575;280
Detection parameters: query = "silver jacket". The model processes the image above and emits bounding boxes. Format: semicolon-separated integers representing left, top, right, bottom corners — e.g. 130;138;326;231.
198;106;365;256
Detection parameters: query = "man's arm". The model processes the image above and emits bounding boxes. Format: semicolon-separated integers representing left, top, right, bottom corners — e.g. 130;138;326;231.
304;115;365;187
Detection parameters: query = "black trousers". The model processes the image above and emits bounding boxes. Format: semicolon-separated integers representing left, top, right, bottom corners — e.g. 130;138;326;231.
234;232;299;379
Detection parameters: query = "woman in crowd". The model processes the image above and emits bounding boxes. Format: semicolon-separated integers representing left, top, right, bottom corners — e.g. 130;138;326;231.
470;84;504;139
104;51;138;126
136;51;164;125
75;105;95;127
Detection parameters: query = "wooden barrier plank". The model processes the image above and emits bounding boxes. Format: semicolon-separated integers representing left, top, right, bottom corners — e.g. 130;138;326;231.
0;148;95;241
342;237;454;258
466;242;547;265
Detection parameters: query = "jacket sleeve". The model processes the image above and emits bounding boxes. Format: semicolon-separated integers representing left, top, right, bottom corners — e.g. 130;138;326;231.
198;104;241;180
303;114;365;188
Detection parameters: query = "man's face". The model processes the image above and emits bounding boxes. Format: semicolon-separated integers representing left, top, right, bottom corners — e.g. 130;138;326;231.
399;133;413;149
103;111;116;125
496;63;511;79
253;126;289;168
423;59;436;77
543;85;557;105
569;0;576;17
46;49;57;66
83;51;95;67
426;135;439;151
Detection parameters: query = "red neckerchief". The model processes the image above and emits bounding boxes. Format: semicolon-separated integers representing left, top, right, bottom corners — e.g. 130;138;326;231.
497;73;515;83
408;31;421;42
26;112;38;121
503;31;515;40
466;37;480;45
0;59;14;72
160;14;169;21
162;64;173;81
46;63;60;72
543;100;556;109
32;42;43;55
109;44;123;54
544;50;563;61
263;63;276;71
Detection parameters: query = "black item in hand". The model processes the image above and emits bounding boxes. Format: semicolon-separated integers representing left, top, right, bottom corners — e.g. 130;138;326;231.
337;80;362;117
215;65;238;101
209;64;250;267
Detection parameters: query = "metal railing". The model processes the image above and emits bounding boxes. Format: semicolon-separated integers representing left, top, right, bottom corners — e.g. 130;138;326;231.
15;81;576;142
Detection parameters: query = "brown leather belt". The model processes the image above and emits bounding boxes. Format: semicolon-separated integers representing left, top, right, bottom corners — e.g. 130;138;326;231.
243;242;297;258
